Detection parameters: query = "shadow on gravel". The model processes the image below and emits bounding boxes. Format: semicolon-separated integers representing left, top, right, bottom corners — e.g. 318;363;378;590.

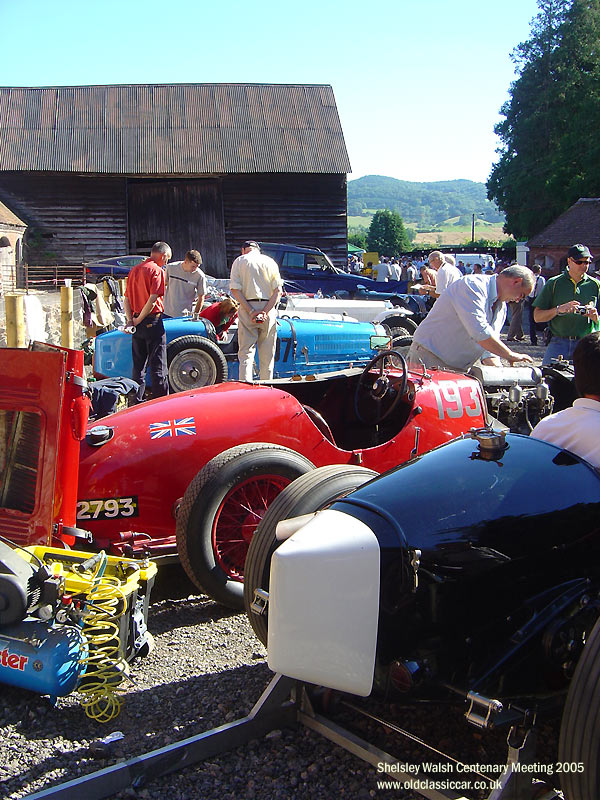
149;594;242;636
150;563;205;602
1;661;273;798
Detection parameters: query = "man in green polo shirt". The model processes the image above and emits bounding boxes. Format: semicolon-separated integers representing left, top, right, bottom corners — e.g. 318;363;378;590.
533;244;600;365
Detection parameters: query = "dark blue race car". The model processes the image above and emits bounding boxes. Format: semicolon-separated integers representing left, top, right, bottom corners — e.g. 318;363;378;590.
84;255;147;280
259;243;409;297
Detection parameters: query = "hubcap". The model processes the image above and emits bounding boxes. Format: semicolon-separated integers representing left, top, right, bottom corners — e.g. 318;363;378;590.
169;349;217;391
211;474;291;581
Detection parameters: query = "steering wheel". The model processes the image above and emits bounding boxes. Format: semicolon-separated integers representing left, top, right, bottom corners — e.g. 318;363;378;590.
354;349;408;425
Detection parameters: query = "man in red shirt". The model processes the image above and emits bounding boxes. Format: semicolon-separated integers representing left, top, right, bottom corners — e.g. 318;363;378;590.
124;241;171;401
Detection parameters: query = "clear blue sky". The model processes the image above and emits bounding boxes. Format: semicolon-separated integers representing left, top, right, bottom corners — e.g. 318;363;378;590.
1;0;540;184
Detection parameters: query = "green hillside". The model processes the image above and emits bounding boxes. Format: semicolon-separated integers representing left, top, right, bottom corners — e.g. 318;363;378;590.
348;175;504;228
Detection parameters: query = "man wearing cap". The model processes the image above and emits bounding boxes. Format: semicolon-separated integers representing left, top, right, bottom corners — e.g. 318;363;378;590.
533;244;600;365
230;241;283;381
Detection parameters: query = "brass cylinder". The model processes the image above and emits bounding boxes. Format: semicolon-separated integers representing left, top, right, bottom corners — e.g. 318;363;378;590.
61;286;74;349
5;294;26;347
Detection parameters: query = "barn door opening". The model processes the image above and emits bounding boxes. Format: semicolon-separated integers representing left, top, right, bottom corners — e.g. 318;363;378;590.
127;179;228;276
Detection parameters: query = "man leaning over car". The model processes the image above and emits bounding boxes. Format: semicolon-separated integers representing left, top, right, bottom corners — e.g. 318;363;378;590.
407;265;535;372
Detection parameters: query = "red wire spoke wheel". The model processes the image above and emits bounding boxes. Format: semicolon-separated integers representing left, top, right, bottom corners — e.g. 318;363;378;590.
176;443;314;609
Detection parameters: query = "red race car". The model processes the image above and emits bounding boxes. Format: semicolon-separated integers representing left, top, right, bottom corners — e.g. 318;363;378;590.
77;351;488;608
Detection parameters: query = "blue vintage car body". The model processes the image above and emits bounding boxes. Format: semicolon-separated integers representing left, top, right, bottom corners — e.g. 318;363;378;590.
93;315;389;387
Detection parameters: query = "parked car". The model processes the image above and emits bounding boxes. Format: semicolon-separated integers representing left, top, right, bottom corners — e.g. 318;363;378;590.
92;315;391;392
281;294;420;339
259;242;409;296
244;430;600;800
77;352;491;609
84;255;147;281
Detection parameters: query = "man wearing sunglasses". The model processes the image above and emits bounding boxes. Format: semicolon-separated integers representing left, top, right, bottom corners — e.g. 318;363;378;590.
533;244;600;365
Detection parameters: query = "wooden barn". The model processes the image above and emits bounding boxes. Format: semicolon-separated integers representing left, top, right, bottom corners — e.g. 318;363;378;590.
526;197;600;275
0;84;351;275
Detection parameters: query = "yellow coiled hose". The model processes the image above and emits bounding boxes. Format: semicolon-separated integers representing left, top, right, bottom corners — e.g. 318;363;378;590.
77;557;128;722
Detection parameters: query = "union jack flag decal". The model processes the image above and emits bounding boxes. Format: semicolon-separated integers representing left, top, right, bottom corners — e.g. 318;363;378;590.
149;417;196;439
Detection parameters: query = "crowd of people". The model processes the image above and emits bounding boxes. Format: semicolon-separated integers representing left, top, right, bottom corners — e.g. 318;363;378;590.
122;239;600;471
346;252;505;283
123;239;282;400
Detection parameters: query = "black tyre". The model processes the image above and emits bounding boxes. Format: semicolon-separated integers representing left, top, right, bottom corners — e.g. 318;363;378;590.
244;464;378;644
94;273;116;285
558;614;600;800
390;335;413;362
383;314;417;337
176;444;315;609
167;335;228;392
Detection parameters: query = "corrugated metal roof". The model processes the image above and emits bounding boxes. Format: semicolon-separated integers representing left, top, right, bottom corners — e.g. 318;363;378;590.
0;84;351;175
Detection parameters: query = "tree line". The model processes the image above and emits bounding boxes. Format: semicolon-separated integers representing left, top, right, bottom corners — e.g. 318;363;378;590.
487;0;600;239
348;175;503;227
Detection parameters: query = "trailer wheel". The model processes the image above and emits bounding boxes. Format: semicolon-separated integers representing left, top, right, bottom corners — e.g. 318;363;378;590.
244;464;378;645
167;335;228;392
176;444;315;609
558;614;600;800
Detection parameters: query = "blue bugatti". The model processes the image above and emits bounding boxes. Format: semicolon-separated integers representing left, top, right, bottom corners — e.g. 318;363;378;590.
92;315;391;392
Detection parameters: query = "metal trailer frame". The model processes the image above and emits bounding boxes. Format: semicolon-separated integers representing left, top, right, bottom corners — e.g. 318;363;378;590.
24;673;562;800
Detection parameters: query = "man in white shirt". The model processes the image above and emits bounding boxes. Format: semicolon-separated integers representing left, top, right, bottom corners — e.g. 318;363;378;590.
230;240;283;381
420;251;462;298
436;254;462;295
163;250;207;318
389;259;402;280
373;258;392;282
407;265;535;372
531;332;600;468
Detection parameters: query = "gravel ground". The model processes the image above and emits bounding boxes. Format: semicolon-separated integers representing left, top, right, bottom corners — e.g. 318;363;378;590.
0;566;405;800
0;564;562;800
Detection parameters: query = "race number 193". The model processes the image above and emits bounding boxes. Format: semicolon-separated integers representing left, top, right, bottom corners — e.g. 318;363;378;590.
431;380;483;420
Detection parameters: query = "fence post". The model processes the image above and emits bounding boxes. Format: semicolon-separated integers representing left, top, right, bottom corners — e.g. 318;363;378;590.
5;293;26;347
61;284;74;348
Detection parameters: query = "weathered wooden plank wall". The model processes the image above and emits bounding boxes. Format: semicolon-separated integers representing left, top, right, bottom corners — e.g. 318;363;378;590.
0;172;348;275
127;179;227;271
222;173;347;272
0;173;127;265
